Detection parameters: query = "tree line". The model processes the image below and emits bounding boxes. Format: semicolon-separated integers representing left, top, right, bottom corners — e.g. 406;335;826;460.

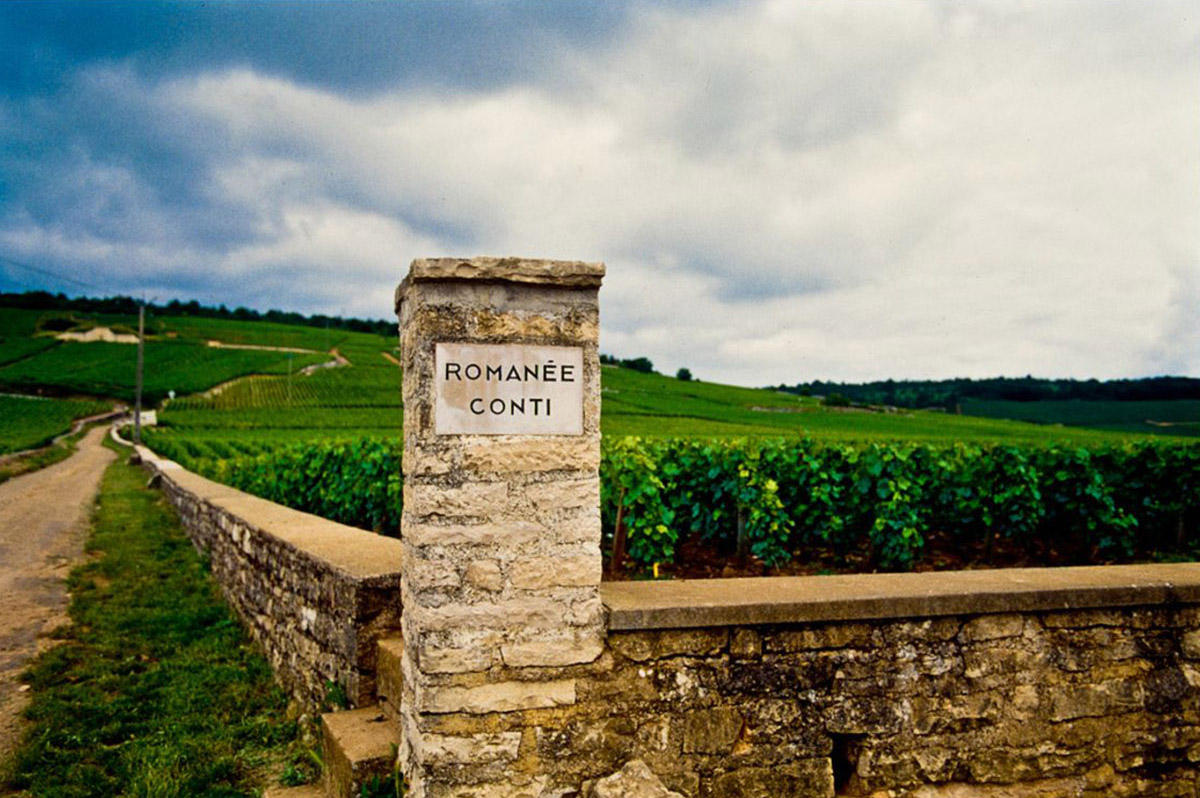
0;290;394;337
779;376;1200;409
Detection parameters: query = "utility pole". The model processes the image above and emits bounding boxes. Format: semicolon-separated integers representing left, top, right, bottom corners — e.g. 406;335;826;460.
134;301;144;444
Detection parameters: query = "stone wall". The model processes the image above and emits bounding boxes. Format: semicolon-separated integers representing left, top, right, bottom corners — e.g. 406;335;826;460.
135;445;403;712
404;565;1200;798
580;607;1200;797
390;256;1200;797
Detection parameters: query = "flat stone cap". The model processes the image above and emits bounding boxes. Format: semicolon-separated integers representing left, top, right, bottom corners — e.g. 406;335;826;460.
396;256;605;311
602;562;1200;630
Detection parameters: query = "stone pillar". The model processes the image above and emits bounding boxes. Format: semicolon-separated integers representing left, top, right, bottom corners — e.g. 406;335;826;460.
395;257;605;797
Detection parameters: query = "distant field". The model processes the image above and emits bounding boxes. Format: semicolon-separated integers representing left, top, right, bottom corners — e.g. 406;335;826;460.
963;399;1200;438
145;324;401;455
0;394;112;454
600;367;1160;445
6;304;1186;457
0;310;399;404
144;357;1179;464
154;315;366;351
0;339;328;404
0;308;60;366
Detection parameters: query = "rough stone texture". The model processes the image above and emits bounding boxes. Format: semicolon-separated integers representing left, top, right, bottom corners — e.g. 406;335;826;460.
590;759;685;798
396;257;605;295
322;707;401;798
136;446;402;712
365;593;1200;796
397;257;605;798
507;603;1200;797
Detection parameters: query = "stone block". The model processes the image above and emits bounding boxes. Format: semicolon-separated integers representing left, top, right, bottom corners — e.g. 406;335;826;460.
525;478;600;514
1041;610;1126;629
1050;680;1145;721
910;692;998;735
406;482;510;519
1182;630;1200;660
461;437;600;475
552;514;603;544
730;628;762;659
428;776;549;798
419;644;496;675
590;759;684;798
406;553;462;591
963;644;1049;681
404;447;455;476
501;631;605;667
464;560;503;592
409;597;566;631
510;556;601;590
962;614;1026;642
421;732;522;765
681;707;744;754
421;679;576;714
709;760;834;798
404;520;543;548
770;623;877;652
608;629;729;663
403;256;604;288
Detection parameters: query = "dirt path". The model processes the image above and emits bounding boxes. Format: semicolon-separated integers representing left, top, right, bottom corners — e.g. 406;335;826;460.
0;425;116;765
0;406;124;465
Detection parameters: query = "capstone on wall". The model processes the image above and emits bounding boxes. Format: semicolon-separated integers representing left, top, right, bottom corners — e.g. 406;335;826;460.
136;446;403;712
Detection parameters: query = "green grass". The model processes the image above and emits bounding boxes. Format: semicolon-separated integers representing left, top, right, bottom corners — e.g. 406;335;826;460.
964;398;1200;438
1;448;305;798
599;367;1162;445
144;361;1170;467
0;309;62;366
0;308;46;338
155;315;383;353
0;395;112;455
0;419;103;486
0;305;1162;459
0;339;328;404
0;310;396;406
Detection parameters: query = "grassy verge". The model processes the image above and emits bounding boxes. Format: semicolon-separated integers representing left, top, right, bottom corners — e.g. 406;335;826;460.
1;444;314;798
0;422;97;487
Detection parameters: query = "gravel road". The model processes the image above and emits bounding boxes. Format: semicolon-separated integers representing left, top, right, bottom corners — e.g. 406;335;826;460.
0;426;116;765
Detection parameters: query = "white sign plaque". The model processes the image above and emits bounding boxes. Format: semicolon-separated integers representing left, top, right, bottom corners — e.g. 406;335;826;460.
434;343;584;435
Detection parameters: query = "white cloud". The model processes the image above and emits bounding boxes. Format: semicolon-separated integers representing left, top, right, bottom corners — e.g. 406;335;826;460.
2;0;1196;385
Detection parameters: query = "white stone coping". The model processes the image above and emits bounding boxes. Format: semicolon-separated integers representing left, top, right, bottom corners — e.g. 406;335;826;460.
136;445;402;581
602;562;1200;631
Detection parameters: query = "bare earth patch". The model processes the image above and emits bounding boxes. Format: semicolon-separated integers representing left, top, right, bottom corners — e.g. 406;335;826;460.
0;426;115;765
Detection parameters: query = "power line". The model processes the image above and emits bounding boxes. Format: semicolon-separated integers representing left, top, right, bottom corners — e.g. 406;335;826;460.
0;253;104;293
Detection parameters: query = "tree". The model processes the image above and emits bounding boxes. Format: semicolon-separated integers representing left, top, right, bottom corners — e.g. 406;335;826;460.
676;367;693;382
623;357;654;374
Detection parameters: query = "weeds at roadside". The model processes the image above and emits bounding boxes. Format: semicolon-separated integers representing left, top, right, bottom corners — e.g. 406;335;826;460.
0;446;309;797
0;420;98;486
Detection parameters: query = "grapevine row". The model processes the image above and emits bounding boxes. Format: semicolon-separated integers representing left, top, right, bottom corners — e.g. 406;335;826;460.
150;435;1200;571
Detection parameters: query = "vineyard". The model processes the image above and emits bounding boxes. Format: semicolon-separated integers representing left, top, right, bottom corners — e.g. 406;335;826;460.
135;328;1200;577
0;339;333;404
1;299;1177;579
151;433;1200;576
0;307;397;407
599;437;1200;573
0;394;112;454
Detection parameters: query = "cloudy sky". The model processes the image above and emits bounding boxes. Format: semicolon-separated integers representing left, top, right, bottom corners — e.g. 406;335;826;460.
1;1;1196;386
